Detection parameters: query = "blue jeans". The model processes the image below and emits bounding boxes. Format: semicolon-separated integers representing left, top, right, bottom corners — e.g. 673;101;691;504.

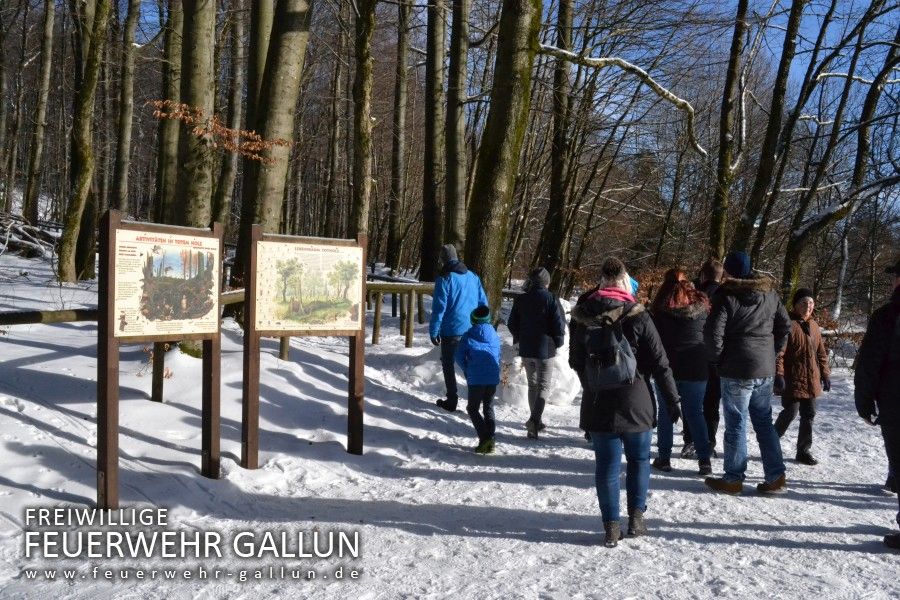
720;377;785;483
440;336;462;403
590;430;652;523
467;385;497;442
656;381;711;461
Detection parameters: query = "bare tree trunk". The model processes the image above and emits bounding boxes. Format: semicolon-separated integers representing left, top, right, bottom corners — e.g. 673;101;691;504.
154;0;183;224
3;2;30;215
387;0;409;274
350;0;376;238
110;0;141;213
420;0;446;280
22;0;56;224
444;0;468;251
58;0;111;282
174;0;216;228
211;0;245;229
321;6;346;238
708;0;747;259
464;0;542;313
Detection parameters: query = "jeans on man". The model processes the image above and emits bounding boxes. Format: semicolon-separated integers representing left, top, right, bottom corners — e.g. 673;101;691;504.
522;358;553;427
467;384;497;442
658;381;711;461
720;377;785;484
440;336;462;405
882;424;900;528
590;430;652;523
774;397;816;455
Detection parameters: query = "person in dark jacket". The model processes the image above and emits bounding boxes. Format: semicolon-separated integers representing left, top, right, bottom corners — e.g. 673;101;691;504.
508;267;567;439
774;288;831;466
855;257;900;549
430;244;489;412
570;257;680;547
455;306;502;454
703;251;791;495
651;268;713;475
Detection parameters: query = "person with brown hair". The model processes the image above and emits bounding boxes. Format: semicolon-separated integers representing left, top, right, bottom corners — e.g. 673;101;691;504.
774;287;830;466
650;268;713;475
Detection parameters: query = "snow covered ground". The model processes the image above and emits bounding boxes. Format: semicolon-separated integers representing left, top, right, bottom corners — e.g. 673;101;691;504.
0;253;898;599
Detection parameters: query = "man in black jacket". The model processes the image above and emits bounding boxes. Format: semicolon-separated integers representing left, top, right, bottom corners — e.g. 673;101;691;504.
855;257;900;549
508;267;567;439
703;251;791;495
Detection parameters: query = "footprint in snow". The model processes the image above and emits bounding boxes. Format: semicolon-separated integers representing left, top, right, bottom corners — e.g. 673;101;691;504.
0;397;25;413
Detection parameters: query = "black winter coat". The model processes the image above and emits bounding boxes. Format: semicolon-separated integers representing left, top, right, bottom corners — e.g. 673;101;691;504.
507;285;566;359
697;280;721;299
855;287;900;426
704;276;791;380
570;295;680;433
652;300;710;381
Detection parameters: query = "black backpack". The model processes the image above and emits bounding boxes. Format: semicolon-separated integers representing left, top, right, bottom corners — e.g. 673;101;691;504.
583;305;638;392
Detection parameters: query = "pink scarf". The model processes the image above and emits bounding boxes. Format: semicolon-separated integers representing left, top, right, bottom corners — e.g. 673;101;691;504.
590;287;635;303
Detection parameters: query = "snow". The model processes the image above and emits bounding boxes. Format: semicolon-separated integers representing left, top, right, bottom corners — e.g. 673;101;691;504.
0;253;898;599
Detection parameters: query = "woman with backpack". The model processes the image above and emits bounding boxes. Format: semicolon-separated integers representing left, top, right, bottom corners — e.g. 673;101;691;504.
569;257;681;548
650;268;713;476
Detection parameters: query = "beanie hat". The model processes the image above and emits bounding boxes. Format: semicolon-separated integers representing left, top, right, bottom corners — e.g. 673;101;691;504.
529;267;551;289
440;244;458;265
723;251;752;279
470;305;491;325
599;257;631;293
792;288;814;306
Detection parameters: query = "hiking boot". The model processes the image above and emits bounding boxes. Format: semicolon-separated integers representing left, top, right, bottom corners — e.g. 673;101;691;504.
603;521;623;548
705;477;742;495
757;473;787;494
885;533;900;550
526;420;538;439
680;443;697;459
698;460;713;476
436;399;457;412
475;438;495;454
652;457;672;473
796;452;818;466
884;475;897;494
627;509;647;537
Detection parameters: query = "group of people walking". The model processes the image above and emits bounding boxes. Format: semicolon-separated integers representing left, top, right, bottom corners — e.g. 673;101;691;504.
426;242;900;550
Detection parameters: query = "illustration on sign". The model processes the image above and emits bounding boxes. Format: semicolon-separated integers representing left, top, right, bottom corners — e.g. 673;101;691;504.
255;241;363;332
113;229;220;337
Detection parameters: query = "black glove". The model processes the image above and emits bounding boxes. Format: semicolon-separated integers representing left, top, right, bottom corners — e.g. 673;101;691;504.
773;375;785;395
821;377;831;392
668;402;681;425
430;336;441;346
857;404;878;426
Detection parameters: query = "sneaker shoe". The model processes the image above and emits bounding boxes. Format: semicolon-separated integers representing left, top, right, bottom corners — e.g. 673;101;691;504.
475;438;495;454
698;460;713;476
796;452;818;466
436;399;457;412
526;420;538;439
652;458;672;473
705;477;742;495
757;473;787;494
680;443;697;459
603;521;623;548
884;475;897;494
885;533;900;549
627;509;647;536
538;422;547;432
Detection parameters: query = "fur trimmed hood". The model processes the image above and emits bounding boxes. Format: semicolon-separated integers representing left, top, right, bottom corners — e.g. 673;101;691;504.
719;276;776;306
571;299;644;326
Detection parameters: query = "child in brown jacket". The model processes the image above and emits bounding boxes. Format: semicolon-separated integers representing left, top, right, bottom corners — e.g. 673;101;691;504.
774;288;831;465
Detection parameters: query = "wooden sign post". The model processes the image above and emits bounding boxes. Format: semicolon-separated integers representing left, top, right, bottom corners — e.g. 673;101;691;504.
97;209;223;509
241;226;366;469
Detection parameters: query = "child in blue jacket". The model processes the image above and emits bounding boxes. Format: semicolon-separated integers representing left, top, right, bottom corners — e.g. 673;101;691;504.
455;305;502;454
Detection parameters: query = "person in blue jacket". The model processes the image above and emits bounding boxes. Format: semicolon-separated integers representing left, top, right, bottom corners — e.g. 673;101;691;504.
430;244;489;412
455;306;502;454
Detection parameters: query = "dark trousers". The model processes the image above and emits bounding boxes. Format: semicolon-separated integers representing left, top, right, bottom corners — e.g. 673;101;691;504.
683;369;721;449
466;384;497;442
774;396;816;455
882;424;900;527
440;336;462;404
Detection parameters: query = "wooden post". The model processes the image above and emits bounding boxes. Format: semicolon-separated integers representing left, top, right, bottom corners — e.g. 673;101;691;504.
372;291;383;344
399;292;407;336
417;290;425;324
405;290;414;348
201;335;221;478
348;233;367;455
279;336;290;360
241;225;262;469
151;342;166;402
97;209;121;509
391;293;397;317
366;291;372;311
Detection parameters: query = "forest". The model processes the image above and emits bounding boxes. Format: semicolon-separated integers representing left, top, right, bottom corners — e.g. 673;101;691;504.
0;0;897;323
